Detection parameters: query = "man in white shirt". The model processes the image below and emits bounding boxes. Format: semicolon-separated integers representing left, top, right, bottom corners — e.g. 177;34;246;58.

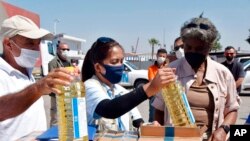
0;15;74;141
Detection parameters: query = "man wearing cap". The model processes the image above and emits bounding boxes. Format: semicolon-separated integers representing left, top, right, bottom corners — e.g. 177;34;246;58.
0;15;73;140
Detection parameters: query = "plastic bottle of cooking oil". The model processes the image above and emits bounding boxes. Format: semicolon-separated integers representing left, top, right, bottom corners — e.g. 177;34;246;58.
57;66;88;141
161;80;196;127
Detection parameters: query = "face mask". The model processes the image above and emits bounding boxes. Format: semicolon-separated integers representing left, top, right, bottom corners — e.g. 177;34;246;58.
61;50;69;58
102;64;124;84
157;57;166;65
11;41;40;68
175;48;184;59
226;56;234;62
185;52;206;70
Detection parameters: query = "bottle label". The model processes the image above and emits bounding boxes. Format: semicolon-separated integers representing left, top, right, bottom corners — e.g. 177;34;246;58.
72;97;88;138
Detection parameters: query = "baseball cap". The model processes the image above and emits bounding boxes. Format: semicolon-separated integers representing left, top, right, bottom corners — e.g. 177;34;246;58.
0;15;53;40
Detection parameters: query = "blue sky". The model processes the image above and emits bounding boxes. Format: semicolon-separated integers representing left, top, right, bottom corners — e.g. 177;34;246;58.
6;0;250;54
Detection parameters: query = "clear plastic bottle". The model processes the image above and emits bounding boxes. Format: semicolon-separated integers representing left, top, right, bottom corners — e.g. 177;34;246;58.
161;80;196;127
57;66;88;141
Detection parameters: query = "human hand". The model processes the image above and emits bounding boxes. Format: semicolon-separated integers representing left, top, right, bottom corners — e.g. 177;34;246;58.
35;67;74;96
145;67;176;97
209;128;227;141
151;120;162;126
139;121;161;129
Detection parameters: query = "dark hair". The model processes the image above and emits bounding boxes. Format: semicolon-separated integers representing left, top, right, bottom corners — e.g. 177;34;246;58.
157;48;167;54
174;37;182;47
81;37;124;82
225;46;235;51
56;41;68;49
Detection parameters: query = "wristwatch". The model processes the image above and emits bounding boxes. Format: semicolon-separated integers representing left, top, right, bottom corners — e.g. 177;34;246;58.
219;124;230;134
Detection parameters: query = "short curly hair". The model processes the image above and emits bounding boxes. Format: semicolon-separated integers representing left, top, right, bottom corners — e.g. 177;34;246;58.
180;17;218;48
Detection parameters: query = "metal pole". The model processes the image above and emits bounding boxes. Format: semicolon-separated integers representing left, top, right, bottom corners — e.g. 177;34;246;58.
163;28;166;49
54;19;60;35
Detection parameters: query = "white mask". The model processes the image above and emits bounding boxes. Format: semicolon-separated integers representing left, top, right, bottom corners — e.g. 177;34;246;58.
11;41;40;68
175;48;184;59
157;57;166;65
61;50;69;58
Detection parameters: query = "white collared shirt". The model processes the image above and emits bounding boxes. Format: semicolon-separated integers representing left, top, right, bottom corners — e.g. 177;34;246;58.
0;57;46;141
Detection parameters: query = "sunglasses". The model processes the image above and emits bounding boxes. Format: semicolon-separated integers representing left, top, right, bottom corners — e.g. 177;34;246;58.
174;45;184;51
61;48;70;51
97;37;115;44
186;23;210;30
225;53;235;56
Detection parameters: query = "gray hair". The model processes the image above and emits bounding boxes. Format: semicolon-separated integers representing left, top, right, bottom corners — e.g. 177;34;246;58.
180;17;218;48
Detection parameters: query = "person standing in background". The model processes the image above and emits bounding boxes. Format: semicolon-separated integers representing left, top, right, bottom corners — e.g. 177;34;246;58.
222;46;245;94
147;48;168;122
48;42;72;126
174;37;184;59
71;59;80;75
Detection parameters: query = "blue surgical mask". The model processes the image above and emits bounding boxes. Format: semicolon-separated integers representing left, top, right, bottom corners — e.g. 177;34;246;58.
102;64;124;84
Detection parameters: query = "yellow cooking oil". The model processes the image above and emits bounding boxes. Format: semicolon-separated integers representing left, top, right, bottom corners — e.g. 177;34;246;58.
57;66;88;141
161;80;196;127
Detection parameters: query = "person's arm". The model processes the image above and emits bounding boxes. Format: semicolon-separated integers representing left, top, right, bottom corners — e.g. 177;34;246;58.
210;68;240;141
95;86;148;118
210;110;237;141
95;67;176;119
236;77;244;88
0;68;73;121
236;62;245;88
0;83;42;121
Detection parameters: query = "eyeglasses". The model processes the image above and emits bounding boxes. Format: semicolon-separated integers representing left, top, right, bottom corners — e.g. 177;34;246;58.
97;37;115;44
174;45;184;51
186;23;210;30
61;48;70;51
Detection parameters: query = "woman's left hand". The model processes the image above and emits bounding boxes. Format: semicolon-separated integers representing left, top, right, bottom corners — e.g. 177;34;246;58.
209;128;227;141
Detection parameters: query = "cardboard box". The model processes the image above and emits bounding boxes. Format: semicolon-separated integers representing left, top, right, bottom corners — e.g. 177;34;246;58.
95;130;139;141
139;125;202;141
